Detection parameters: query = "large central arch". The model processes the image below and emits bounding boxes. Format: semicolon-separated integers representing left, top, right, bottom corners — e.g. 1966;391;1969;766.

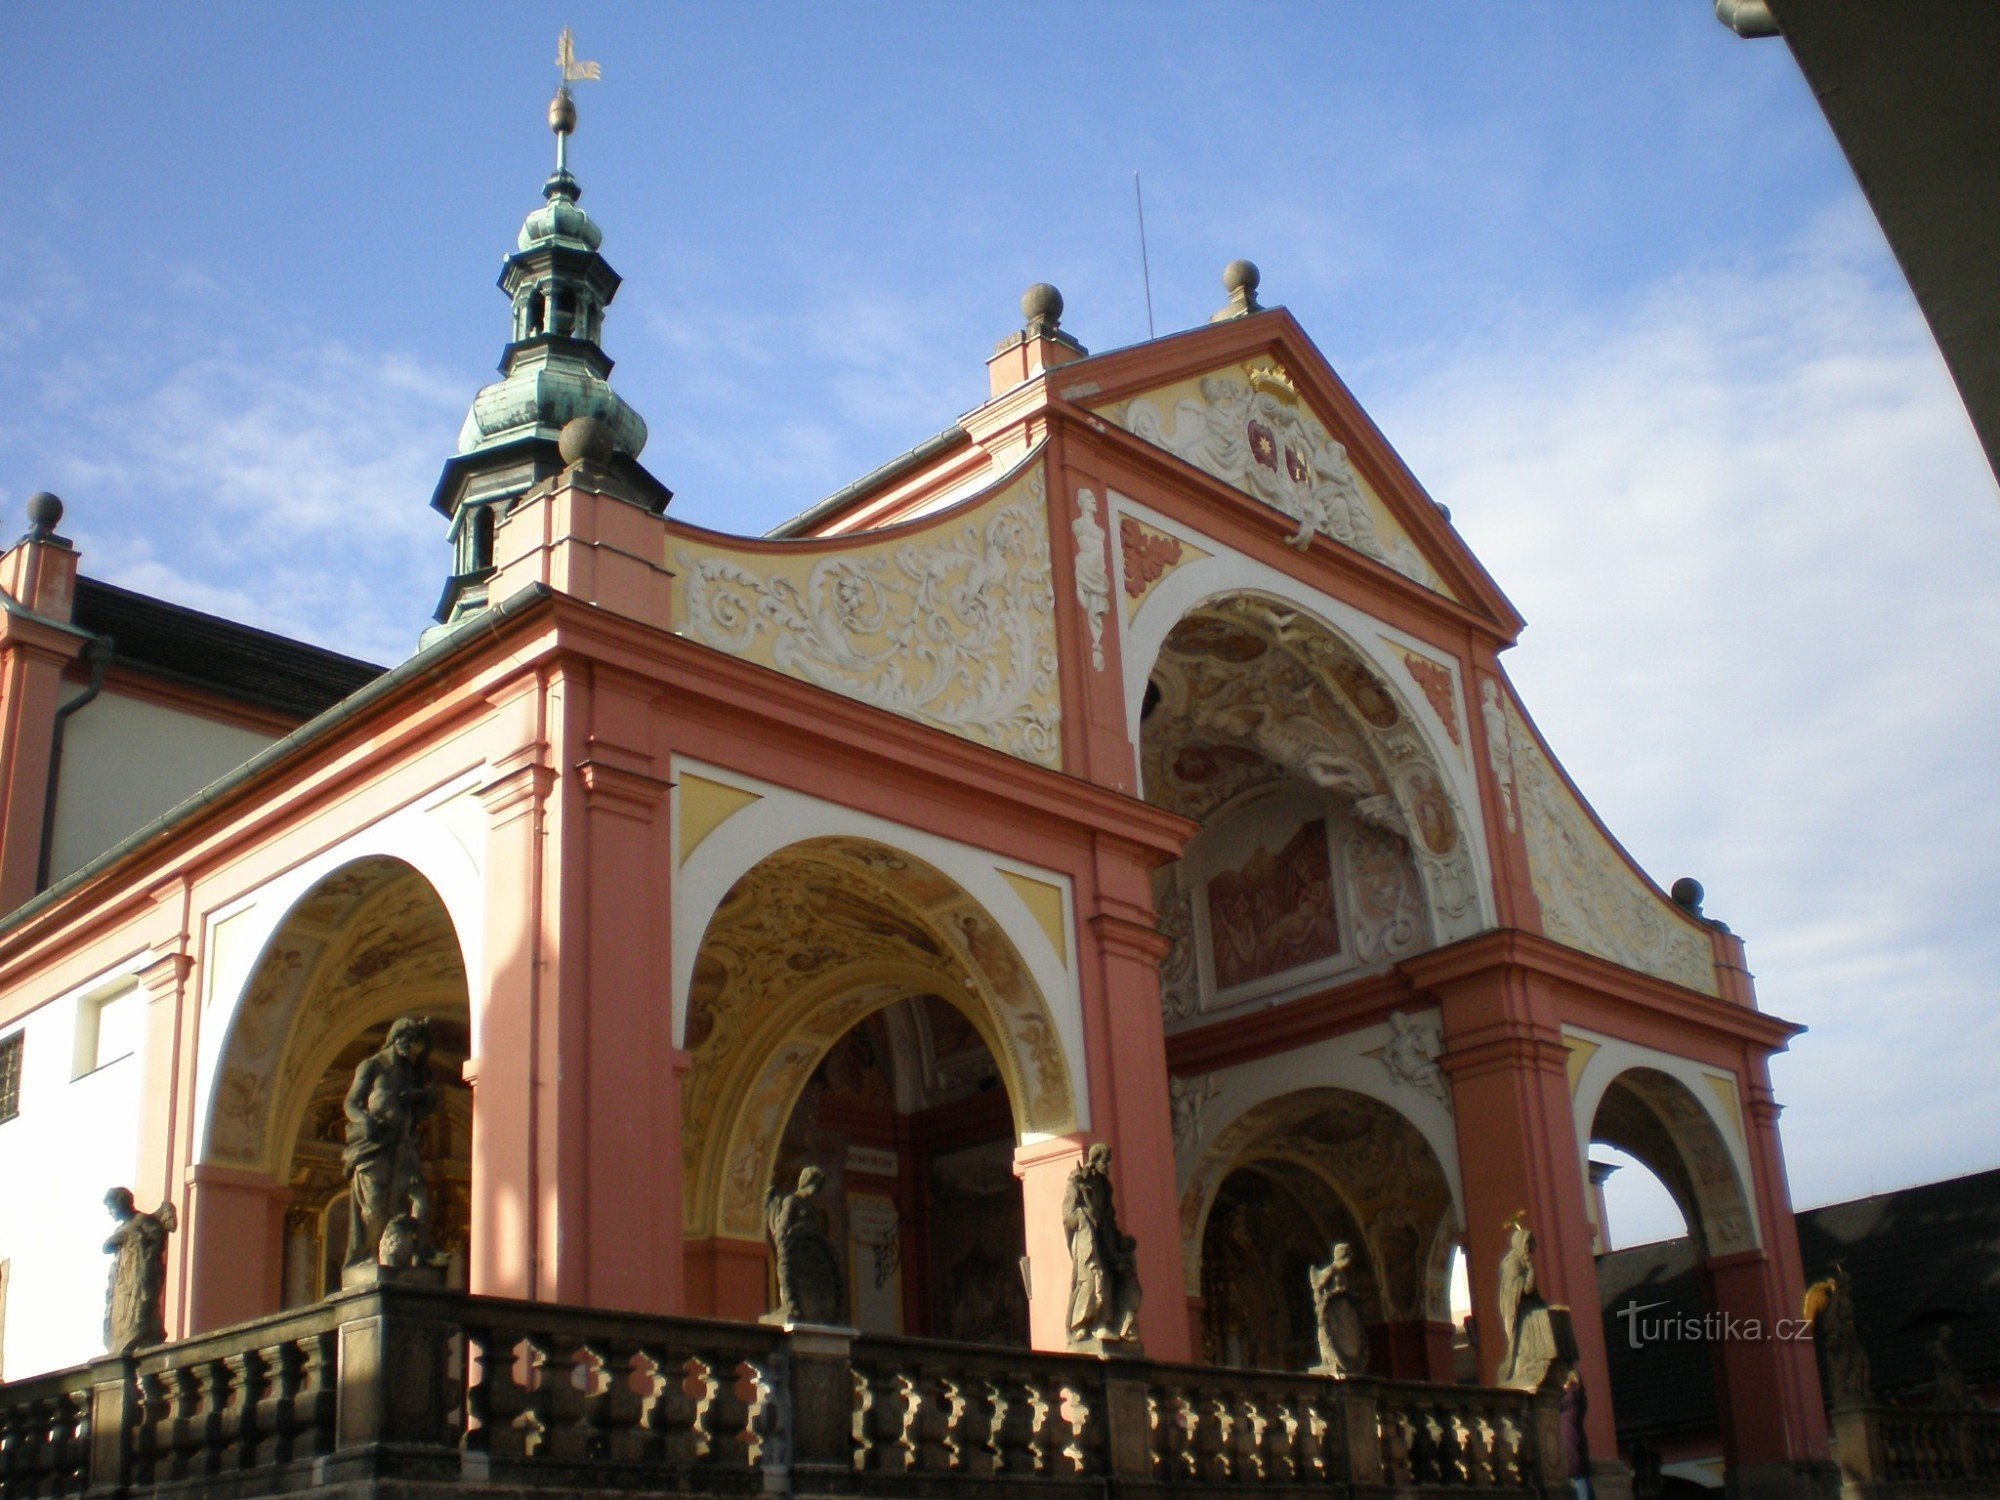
681;835;1078;1244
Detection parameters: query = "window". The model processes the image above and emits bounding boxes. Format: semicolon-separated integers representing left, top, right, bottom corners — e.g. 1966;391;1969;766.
73;985;139;1078
0;1033;20;1122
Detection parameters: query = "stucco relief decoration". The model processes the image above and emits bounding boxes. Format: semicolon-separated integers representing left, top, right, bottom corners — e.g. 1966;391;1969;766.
1480;681;1517;834
1169;1073;1219;1157
1117;516;1191;620
1342;825;1427;964
682;838;1077;1239
1205;821;1341;991
1108;364;1439;590
1598;1070;1756;1256
209;862;468;1170
1153;869;1200;1022
1399;650;1461;748
1375;1010;1451;1109
1504;700;1718;995
1072;488;1111;671
1179;1089;1454;1305
675;466;1060;767
1141;598;1483;948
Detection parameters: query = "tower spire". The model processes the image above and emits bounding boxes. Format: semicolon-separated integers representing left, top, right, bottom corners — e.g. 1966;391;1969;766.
423;30;665;638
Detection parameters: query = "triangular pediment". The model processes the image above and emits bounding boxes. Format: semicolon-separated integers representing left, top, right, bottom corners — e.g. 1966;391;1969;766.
1067;314;1520;633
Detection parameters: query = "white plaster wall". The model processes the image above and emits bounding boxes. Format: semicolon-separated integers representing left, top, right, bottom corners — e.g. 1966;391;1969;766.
49;690;277;884
0;955;150;1380
669;758;1088;1135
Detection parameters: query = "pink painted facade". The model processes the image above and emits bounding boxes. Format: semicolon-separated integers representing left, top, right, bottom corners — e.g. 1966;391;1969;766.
0;214;1832;1491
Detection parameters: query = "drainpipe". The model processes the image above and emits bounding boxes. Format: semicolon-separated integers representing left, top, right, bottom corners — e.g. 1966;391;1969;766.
36;633;113;892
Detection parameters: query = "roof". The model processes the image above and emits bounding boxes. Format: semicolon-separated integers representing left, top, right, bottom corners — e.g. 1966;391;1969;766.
1596;1167;2000;1439
72;577;384;721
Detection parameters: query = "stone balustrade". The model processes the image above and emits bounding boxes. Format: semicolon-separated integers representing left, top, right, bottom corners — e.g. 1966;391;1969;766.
0;1283;1570;1497
1829;1401;2000;1496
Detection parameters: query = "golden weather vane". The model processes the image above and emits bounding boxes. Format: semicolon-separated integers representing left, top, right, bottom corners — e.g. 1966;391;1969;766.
556;28;601;87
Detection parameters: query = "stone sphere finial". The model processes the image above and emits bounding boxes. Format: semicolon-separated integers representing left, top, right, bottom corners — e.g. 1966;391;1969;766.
1022;282;1064;329
25;492;63;539
1669;877;1705;914
1223;259;1260;295
558;415;616;468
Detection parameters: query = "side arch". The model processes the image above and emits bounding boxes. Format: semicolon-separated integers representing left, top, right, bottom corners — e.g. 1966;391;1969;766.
192;785;486;1158
1571;1036;1761;1256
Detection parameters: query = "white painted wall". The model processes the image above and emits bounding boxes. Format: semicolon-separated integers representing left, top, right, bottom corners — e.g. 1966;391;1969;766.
0;956;150;1380
49;690;277;884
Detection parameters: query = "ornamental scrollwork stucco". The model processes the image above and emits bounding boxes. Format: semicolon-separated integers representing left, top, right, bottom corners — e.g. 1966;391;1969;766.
1503;699;1718;995
675;465;1060;767
1106;364;1440;592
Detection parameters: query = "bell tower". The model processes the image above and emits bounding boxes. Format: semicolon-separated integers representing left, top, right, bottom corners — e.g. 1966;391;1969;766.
428;33;668;633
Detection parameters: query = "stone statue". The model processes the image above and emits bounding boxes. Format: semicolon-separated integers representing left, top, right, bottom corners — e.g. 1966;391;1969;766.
765;1166;845;1324
1309;1241;1370;1377
1803;1262;1870;1406
103;1187;177;1354
1929;1324;1972;1409
341;1016;440;1279
1497;1212;1571;1390
1063;1143;1143;1346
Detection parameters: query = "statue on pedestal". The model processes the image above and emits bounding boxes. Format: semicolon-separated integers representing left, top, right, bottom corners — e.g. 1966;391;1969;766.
1803;1263;1871;1406
766;1166;845;1325
1309;1241;1369;1377
103;1187;177;1354
341;1016;442;1280
1497;1212;1573;1390
1064;1144;1142;1347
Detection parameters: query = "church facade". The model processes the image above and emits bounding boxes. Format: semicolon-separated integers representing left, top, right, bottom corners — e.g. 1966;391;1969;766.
0;93;1833;1491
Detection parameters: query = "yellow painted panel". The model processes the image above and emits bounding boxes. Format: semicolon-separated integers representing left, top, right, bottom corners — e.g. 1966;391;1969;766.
1566;1037;1601;1097
678;774;762;865
1704;1073;1745;1141
999;869;1069;968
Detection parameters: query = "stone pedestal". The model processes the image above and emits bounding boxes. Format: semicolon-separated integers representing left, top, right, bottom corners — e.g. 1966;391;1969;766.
1067;1332;1145;1359
339;1260;447;1292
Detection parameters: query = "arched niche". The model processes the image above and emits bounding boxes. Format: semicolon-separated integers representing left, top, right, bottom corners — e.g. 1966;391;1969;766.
1180;1087;1459;1377
681;836;1077;1245
1138;595;1483;1022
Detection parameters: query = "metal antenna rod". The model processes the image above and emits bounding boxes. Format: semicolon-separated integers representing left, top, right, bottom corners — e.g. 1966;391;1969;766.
1134;171;1156;340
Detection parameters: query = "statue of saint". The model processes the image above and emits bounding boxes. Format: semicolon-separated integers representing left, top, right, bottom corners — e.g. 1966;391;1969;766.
765;1166;845;1324
103;1187;177;1354
1063;1144;1142;1345
1496;1212;1568;1389
1929;1324;1971;1409
1803;1263;1871;1406
1309;1241;1370;1377
341;1016;439;1275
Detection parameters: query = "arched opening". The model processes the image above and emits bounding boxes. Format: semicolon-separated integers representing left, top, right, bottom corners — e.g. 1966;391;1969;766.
200;856;473;1324
1139;597;1480;1028
1588;1067;1761;1484
770;994;1027;1343
1183;1087;1459;1379
679;836;1076;1339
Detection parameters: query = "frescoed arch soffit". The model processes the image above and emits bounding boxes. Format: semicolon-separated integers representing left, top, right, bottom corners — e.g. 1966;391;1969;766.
1143;595;1482;944
684;835;1076;1239
206;857;468;1175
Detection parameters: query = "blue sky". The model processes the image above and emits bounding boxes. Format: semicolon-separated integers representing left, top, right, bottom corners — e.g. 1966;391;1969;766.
5;5;1997;1246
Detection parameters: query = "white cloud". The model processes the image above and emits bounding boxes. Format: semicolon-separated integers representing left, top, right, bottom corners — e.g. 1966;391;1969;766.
1374;209;2000;1219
